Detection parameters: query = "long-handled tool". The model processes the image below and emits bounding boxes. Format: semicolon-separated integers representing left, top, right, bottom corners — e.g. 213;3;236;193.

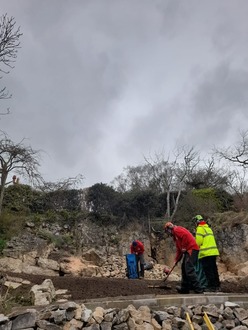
148;262;177;289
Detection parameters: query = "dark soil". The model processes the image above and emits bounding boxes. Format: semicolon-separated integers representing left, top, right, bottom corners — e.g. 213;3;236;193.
4;272;248;304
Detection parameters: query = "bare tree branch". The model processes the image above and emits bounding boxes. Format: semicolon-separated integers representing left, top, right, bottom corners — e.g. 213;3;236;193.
39;174;84;193
0;132;42;214
214;130;248;167
0;106;10;116
144;146;200;220
0;13;22;108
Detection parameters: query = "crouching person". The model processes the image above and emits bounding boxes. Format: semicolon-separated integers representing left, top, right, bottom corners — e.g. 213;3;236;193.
130;240;145;279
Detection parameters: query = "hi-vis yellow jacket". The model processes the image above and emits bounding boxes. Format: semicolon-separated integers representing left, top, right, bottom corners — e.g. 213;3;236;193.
195;224;219;259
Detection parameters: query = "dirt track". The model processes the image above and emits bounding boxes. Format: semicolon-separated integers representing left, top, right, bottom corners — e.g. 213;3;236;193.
5;272;248;302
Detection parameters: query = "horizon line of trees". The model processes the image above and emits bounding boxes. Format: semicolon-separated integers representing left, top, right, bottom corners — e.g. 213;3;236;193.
0;152;244;220
2;130;248;225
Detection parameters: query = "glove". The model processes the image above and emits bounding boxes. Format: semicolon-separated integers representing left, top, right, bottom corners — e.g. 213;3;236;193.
163;266;170;275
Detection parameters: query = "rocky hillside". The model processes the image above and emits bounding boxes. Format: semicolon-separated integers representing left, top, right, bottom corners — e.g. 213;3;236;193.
0;211;248;282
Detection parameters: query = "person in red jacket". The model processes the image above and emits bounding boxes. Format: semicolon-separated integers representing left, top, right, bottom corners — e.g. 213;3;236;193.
130;240;145;279
164;222;204;294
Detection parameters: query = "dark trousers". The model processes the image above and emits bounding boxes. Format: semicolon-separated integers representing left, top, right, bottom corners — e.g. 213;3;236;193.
181;250;203;291
201;256;220;289
195;258;208;288
135;254;145;277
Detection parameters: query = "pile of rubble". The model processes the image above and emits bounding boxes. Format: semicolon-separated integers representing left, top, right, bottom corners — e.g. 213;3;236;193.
99;255;169;280
2;300;248;330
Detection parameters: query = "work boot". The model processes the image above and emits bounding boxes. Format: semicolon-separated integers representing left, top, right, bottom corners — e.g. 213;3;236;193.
204;287;216;292
194;288;204;294
176;286;189;294
140;265;145;278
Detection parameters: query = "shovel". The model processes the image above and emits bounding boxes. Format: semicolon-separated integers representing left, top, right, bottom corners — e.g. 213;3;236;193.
148;262;177;289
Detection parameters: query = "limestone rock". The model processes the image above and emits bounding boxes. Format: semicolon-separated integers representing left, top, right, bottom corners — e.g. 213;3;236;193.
30;279;56;306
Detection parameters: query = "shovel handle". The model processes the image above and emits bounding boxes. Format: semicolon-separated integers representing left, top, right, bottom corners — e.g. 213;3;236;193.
162;252;183;282
163;261;177;282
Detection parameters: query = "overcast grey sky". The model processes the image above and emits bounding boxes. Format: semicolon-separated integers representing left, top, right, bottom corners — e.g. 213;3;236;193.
1;1;248;187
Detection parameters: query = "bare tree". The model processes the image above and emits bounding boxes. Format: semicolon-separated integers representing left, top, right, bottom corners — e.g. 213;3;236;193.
38;174;85;211
213;131;248;210
0;132;42;214
226;167;248;210
214;130;248;167
111;164;151;193
0;14;22;114
112;146;200;222
186;157;229;190
144;146;200;220
39;174;84;193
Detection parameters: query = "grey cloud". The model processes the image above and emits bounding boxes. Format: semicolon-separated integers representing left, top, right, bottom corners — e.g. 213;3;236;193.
187;62;248;149
1;0;248;186
212;22;237;53
194;63;248;117
211;2;248;54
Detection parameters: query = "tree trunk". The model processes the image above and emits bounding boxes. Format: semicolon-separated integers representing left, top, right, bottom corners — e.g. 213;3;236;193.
0;171;8;215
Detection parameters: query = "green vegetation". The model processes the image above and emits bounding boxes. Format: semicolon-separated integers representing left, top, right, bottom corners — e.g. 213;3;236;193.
3;184;43;213
0;239;6;254
0;181;236;244
37;229;73;249
2;134;248;244
0;212;27;241
0;285;32;314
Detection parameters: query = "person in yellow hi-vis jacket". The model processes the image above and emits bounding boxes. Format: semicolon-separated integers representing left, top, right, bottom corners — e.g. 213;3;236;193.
193;215;221;292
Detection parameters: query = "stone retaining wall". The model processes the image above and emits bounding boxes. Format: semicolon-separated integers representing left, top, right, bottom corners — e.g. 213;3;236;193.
2;300;248;330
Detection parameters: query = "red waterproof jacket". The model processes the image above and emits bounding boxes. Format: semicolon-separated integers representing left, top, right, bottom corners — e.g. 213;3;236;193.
172;226;199;262
130;240;144;255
